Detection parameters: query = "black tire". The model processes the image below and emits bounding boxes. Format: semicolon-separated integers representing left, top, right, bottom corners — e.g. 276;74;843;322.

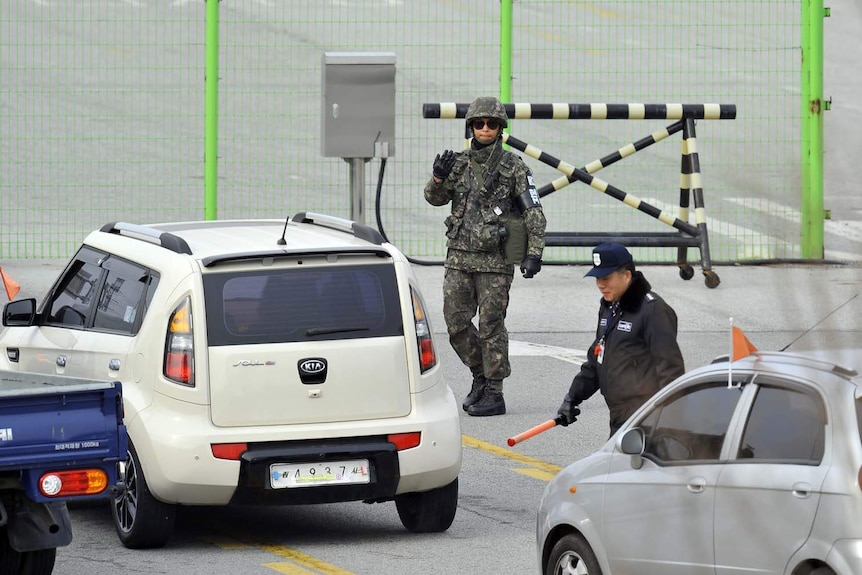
545;533;603;575
0;527;56;575
111;442;177;549
395;478;458;533
810;567;835;575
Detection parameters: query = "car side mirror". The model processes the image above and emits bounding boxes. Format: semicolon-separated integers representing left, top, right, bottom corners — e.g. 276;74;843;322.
620;427;645;455
3;298;37;327
619;428;646;470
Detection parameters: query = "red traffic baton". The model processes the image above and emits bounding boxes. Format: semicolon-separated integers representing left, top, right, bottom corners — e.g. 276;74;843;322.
507;416;565;447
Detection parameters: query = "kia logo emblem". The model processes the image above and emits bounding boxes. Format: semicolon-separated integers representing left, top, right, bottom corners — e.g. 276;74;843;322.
299;359;326;374
298;358;327;385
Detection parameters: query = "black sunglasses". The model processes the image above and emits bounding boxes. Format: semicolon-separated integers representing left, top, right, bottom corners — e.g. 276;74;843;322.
471;119;501;131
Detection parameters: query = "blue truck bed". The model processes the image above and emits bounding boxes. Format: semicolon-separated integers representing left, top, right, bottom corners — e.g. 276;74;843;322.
0;371;127;573
0;373;126;502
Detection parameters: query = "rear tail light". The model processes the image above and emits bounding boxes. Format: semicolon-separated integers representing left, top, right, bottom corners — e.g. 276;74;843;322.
211;443;248;460
164;297;195;386
388;432;421;451
410;287;437;373
39;469;109;497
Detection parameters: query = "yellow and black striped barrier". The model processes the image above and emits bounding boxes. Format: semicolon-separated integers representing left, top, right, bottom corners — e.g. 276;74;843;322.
500;131;698;236
422;103;733;288
422;102;736;121
502;121;684;197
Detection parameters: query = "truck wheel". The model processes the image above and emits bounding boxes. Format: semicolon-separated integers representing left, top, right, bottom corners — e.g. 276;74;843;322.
0;527;56;575
111;442;176;549
395;478;458;533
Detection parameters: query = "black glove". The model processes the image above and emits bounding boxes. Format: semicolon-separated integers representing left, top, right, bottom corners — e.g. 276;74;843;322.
520;254;542;278
556;398;581;427
432;150;457;180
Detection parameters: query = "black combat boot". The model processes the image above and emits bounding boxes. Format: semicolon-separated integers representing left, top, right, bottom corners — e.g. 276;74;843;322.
467;379;505;416
462;365;487;412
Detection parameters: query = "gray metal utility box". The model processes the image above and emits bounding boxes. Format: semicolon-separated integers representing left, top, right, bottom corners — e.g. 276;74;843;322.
321;52;396;159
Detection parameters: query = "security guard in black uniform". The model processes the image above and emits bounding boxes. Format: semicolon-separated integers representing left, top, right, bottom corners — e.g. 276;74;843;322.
556;243;685;436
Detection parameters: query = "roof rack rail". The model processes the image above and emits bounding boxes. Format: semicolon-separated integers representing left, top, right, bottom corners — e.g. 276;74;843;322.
99;222;193;255
290;212;385;245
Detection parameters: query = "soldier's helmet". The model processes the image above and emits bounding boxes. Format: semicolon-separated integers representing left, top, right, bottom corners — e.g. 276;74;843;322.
464;96;508;136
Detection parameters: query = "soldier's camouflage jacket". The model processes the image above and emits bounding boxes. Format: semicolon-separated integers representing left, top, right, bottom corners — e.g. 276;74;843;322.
424;137;546;274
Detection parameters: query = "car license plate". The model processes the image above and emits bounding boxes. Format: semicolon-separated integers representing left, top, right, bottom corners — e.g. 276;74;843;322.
270;460;371;489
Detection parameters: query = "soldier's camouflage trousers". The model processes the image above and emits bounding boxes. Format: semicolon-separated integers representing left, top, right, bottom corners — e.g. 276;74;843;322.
442;268;513;381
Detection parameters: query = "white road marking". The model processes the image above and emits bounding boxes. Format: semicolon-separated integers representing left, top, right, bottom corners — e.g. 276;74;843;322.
641;196;792;256
638;196;861;261
509;340;587;365
726;197;862;244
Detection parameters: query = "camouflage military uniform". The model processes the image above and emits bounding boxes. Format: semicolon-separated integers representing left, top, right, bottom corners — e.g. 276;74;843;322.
424;96;547;416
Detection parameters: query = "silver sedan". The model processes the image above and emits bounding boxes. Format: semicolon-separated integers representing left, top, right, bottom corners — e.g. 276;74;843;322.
537;348;862;575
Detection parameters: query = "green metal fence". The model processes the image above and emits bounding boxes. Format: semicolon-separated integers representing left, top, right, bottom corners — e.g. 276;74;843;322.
1;0;818;264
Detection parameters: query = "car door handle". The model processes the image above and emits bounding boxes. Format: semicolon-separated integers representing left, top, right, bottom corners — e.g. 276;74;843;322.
792;482;812;498
687;477;707;494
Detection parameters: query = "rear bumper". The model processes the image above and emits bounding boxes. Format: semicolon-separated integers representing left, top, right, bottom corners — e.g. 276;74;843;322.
128;382;461;505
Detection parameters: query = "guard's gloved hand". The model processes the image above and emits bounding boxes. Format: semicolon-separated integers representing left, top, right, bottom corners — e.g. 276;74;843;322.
432;150;457;180
520;254;542;278
556;398;581;427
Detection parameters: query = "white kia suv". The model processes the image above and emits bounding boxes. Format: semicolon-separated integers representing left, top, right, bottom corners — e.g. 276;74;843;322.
0;213;462;548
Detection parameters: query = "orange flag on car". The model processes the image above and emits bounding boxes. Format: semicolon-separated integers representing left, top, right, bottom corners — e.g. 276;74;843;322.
728;318;757;388
732;325;758;361
0;267;21;301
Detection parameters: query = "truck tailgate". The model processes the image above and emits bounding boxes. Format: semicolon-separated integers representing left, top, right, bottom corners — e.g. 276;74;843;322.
0;372;126;471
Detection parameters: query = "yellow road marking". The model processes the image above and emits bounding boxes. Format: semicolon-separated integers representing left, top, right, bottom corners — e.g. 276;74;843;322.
200;532;355;574
263;563;319;575
259;544;355;575
513;468;559;482
462;435;563;478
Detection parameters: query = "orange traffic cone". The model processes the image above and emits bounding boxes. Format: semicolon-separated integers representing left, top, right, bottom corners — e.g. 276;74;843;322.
0;267;21;300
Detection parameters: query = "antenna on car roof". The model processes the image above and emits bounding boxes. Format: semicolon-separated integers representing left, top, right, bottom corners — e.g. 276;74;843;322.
779;292;858;351
276;214;289;245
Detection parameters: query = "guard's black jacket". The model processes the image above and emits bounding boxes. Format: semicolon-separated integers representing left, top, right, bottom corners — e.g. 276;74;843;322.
564;271;685;433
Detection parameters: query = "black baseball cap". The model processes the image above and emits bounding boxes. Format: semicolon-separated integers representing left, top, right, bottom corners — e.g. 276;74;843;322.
584;242;633;278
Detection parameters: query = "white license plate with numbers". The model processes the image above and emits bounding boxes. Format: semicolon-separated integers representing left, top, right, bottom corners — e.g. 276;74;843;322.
270;460;371;489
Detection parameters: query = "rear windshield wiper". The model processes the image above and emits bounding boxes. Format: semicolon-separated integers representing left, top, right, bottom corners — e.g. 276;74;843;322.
306;326;370;336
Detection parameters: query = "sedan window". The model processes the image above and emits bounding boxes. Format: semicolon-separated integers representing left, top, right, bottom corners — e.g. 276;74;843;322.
640;383;742;463
737;385;824;463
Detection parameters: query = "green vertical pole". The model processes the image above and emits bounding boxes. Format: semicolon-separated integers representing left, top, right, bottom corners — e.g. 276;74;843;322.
800;0;826;258
499;0;513;131
204;0;220;221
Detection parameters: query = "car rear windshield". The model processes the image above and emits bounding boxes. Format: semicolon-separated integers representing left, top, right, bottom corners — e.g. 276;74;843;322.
203;263;403;345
